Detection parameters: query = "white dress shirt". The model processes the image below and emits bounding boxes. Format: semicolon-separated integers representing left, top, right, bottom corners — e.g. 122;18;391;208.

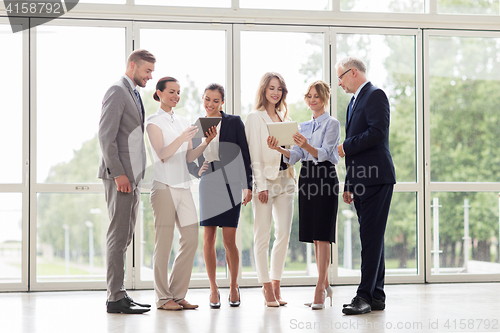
202;121;222;162
146;108;192;189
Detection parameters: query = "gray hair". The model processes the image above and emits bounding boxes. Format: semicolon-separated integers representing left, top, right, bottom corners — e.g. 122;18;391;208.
336;56;366;73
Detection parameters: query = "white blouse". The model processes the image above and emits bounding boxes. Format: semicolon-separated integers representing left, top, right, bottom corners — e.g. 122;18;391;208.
146;108;192;189
202;121;222;162
245;109;289;192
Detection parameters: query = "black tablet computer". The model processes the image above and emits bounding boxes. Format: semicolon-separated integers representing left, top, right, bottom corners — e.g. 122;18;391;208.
193;117;222;138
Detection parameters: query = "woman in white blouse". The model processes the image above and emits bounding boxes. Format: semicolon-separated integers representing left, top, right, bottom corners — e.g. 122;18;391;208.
268;80;340;310
146;76;215;311
245;72;295;307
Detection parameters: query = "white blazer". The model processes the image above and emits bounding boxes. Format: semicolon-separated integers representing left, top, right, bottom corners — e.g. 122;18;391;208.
245;109;292;192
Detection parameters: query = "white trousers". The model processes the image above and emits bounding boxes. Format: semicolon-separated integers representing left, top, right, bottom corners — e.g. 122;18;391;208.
252;170;295;283
150;181;199;308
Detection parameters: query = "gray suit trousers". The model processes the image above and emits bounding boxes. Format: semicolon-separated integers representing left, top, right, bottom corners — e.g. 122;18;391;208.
103;178;141;302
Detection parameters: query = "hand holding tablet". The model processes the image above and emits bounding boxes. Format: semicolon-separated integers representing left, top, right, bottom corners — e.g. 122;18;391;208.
266;121;299;146
193;117;222;138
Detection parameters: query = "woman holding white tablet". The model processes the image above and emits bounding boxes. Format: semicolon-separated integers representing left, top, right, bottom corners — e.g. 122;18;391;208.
146;76;216;311
268;80;340;310
245;72;295;307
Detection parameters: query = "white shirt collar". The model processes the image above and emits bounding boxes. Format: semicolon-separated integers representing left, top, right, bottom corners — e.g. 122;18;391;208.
311;112;329;123
353;80;370;100
159;107;174;115
123;75;137;91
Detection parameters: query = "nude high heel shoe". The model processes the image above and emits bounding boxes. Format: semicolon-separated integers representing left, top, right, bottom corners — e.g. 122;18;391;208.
305;286;333;307
261;288;279;307
311;290;327;310
274;289;287;306
326;285;333;306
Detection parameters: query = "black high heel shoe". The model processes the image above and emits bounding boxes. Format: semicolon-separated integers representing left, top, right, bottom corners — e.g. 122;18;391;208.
228;287;241;307
210;290;221;309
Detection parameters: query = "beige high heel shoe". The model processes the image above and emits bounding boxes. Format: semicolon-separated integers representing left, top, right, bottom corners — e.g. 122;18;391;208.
276;298;287;306
311;290;327;310
261;288;280;307
274;289;287;306
305;286;333;307
325;285;333;306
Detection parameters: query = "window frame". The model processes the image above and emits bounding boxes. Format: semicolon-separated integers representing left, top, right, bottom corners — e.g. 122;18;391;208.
0;17;30;292
29;18;134;291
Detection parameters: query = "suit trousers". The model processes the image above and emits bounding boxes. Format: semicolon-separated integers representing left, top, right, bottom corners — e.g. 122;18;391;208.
103;178;140;302
353;183;394;305
252;170;295;283
150;181;199;308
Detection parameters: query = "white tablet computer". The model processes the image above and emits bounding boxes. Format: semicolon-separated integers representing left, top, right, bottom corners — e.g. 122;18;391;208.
193;117;222;138
266;121;299;146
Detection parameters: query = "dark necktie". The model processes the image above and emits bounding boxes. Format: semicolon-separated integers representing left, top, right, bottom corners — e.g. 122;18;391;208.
134;89;145;121
347;96;355;123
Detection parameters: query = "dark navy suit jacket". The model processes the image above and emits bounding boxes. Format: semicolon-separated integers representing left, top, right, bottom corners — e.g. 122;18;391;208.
343;82;396;192
188;111;253;190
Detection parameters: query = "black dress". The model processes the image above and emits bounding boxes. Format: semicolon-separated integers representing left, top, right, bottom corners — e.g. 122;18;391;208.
187;112;253;228
298;161;339;243
199;160;242;227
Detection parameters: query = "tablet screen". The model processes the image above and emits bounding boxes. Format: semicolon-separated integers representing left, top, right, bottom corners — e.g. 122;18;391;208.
193;117;222;138
266;121;298;146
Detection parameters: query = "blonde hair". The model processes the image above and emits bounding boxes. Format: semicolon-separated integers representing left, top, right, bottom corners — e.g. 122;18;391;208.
253;72;288;118
304;80;331;108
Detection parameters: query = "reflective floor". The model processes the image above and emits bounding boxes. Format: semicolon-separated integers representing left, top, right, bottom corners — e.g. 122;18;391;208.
1;283;500;333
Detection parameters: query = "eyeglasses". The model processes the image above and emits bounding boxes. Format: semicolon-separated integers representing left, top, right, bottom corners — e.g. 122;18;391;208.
337;68;352;82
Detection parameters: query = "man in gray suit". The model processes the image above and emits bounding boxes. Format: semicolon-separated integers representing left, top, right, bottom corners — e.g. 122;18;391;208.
98;49;156;314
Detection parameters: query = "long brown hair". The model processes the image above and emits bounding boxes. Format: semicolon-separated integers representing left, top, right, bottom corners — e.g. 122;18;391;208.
253;72;288;118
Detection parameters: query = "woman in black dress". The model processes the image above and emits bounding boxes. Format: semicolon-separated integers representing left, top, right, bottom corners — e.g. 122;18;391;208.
192;83;252;308
268;80;340;309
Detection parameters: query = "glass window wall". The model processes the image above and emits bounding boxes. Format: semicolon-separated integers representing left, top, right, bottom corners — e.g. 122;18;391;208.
0;24;23;184
429;35;500;183
240;0;331;11
36;193;108;282
0;194;23;283
430;192;500;275
437;0;500;15
36;25;125;184
340;0;425;13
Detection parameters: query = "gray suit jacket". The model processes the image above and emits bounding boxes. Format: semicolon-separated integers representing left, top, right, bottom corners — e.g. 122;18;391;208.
98;76;146;188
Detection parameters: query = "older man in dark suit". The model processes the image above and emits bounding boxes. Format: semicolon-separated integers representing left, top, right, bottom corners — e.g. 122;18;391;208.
336;56;396;315
98;49;155;314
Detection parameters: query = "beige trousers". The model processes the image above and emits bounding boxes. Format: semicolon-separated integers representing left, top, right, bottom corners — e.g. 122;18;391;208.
252;170;295;283
151;181;199;308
